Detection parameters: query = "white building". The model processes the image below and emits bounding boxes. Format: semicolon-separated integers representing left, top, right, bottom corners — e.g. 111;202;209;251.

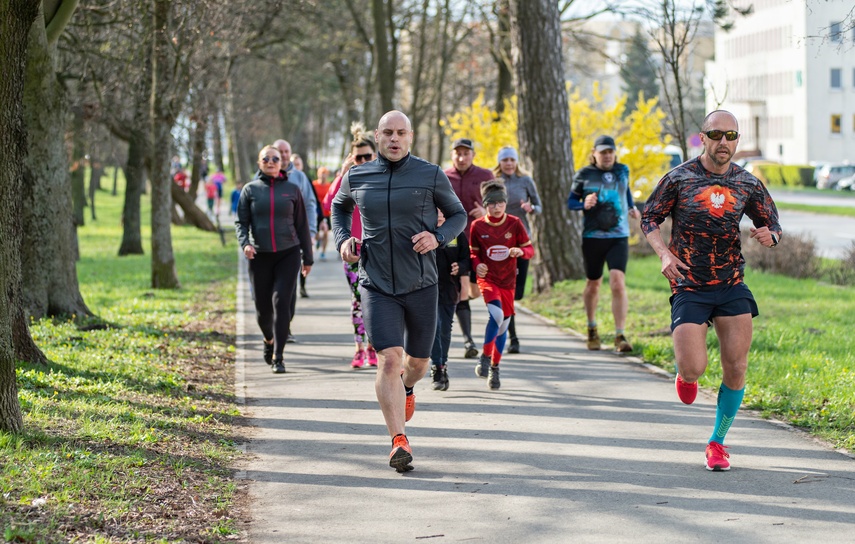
705;0;855;165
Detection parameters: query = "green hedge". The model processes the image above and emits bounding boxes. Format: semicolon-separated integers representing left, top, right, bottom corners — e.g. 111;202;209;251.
757;164;815;187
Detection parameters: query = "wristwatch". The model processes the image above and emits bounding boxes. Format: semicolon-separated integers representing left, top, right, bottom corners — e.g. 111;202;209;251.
770;233;779;247
435;232;445;245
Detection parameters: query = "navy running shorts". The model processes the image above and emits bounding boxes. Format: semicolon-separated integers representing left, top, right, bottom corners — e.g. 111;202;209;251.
669;282;759;331
360;284;438;358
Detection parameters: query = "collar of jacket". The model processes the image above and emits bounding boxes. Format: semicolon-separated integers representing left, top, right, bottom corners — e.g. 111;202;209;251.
260;172;285;184
377;152;411;171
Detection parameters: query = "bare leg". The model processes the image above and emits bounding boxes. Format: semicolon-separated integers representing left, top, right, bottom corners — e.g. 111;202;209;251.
713;314;752;389
609;269;628;331
583;278;602;323
375;347;428;437
673;322;710;383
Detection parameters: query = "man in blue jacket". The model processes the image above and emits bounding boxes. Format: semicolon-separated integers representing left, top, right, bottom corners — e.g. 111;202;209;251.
331;110;466;473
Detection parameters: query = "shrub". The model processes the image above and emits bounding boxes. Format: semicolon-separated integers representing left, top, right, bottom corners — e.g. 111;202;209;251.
742;229;819;279
826;242;855;286
756;164;815;187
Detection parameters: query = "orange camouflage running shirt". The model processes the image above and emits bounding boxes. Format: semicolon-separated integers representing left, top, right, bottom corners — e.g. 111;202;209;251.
641;157;781;294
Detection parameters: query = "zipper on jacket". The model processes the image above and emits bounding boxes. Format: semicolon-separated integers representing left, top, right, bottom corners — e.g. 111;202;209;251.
386;167;395;293
269;181;277;252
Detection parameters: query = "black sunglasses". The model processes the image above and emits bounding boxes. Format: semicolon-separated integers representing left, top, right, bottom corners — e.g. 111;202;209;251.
703;130;739;141
261;156;281;164
355;153;373;163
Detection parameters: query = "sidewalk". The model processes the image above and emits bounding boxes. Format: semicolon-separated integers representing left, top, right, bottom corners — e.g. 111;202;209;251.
235;253;855;543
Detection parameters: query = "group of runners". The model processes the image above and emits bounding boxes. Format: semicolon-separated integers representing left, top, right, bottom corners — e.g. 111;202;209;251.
236;108;782;474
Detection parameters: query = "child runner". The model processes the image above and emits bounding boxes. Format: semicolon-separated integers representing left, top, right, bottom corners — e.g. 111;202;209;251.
469;180;534;390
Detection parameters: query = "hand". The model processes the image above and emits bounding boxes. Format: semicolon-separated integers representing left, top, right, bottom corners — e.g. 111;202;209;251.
243;245;256;260
412;231;439;254
450;262;459;276
341;153;356;174
628;207;641;220
520;200;533;213
509;247;523;258
301;264;312;277
470;201;486;219
584;193;598;210
341;236;361;264
476;263;488;278
659;251;689;281
749;226;777;248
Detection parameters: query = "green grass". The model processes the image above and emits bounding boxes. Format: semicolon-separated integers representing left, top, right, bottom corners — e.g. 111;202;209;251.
776;201;855;218
526;255;855;452
1;169;240;542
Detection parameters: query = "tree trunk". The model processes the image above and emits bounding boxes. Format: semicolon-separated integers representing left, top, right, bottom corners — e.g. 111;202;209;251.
494;0;513;114
21;8;91;318
88;157;103;221
172;182;216;231
70;107;86;227
150;0;180;289
188;113;206;197
509;0;584;293
211;108;224;172
0;0;41;433
372;0;394;112
119;129;146;256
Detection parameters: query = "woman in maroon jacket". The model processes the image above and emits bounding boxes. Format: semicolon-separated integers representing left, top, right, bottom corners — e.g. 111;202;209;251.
236;145;314;374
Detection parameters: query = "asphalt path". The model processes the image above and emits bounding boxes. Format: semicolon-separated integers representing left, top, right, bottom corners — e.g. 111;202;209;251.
235;251;855;543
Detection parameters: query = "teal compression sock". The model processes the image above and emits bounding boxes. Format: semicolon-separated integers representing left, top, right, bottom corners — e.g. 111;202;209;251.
709;382;745;444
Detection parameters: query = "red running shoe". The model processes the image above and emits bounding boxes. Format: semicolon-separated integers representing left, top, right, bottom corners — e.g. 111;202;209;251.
705;441;731;471
389;434;414;473
350;350;366;369
675;374;698;405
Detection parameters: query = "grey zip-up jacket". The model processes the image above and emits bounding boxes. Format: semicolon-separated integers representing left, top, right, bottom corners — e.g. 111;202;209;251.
235;173;314;264
331;153;466;296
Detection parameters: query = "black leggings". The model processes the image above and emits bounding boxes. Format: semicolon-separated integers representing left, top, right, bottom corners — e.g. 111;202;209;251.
248;246;301;359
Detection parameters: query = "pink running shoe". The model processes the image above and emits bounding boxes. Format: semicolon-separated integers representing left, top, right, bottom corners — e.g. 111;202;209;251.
366;347;378;367
705;441;731;471
675;374;698;405
350;350;366;369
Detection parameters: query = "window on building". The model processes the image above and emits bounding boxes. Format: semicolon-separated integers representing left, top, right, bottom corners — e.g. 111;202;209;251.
831;114;841;134
831;68;842;89
830;22;842;42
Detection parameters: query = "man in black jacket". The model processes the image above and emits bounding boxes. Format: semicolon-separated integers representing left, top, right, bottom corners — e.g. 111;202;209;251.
331;110;466;472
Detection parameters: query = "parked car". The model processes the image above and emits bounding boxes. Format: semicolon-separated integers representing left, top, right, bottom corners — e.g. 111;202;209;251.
816;163;855;190
836;174;855;191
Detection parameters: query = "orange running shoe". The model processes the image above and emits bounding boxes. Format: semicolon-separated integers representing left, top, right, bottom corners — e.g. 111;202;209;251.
705;441;730;471
389;434;414;472
675;374;698;405
405;392;416;422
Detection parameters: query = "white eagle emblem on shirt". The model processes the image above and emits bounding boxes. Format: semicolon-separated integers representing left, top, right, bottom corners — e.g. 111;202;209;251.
710;192;725;209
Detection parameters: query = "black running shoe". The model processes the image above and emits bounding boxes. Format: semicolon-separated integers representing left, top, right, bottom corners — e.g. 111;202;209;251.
487;365;500;390
463;342;479;359
263;341;274;365
431;366;444;390
272;359;286;374
475;354;490;378
507;339;520;354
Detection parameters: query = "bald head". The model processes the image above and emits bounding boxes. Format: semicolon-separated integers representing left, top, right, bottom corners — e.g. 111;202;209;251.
377;110;412;131
273;139;291;168
701;110;739;132
375;110;414;162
